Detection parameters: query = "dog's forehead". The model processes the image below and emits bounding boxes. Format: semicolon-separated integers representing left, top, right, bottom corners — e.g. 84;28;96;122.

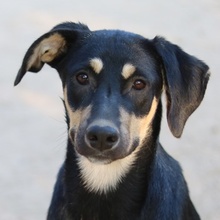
77;30;152;67
64;29;157;81
91;29;144;46
88;30;145;59
87;31;155;75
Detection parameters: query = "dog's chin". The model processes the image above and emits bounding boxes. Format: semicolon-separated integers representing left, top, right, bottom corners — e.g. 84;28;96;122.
74;147;113;164
77;148;136;165
87;156;113;165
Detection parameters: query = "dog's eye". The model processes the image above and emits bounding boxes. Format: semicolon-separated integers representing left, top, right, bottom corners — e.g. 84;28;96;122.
132;79;146;90
76;72;89;85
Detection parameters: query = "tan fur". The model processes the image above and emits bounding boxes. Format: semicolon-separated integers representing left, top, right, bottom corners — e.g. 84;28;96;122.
121;63;136;79
89;58;104;74
27;33;66;71
120;97;158;151
63;87;92;133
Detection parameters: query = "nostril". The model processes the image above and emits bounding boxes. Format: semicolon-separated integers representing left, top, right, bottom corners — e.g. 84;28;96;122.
106;135;118;143
88;134;98;142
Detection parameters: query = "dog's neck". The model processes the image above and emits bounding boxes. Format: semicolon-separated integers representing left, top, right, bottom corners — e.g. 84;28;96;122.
64;137;157;219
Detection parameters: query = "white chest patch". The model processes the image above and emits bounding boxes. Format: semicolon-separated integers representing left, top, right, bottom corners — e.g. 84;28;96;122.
77;148;140;194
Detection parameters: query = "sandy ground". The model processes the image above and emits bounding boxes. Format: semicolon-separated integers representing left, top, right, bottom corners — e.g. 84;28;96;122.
0;0;220;219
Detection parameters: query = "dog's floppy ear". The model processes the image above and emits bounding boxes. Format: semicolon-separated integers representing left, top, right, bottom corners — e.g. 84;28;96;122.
14;22;89;86
153;37;210;138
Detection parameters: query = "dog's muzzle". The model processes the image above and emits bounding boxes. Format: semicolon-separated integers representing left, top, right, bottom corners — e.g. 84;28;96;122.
69;120;133;163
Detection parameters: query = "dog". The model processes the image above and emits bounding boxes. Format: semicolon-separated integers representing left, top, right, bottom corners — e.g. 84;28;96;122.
14;22;210;220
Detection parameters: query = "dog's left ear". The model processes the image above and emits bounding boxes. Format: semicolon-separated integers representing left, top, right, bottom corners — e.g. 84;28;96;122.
153;37;210;138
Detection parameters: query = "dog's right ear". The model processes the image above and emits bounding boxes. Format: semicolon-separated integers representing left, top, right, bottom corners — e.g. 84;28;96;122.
14;22;89;86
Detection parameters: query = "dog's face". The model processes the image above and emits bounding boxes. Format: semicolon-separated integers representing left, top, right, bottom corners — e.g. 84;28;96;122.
61;30;162;164
15;22;209;192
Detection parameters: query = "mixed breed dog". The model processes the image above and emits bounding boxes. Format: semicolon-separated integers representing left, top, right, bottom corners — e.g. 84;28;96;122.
15;22;210;219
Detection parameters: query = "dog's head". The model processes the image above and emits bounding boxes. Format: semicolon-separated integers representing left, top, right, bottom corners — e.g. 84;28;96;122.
15;22;209;165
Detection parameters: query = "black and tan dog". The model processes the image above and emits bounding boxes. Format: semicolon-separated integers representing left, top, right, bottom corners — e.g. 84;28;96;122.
15;22;210;220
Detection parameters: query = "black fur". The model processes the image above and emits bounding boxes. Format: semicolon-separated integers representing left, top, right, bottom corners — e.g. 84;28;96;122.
15;22;210;220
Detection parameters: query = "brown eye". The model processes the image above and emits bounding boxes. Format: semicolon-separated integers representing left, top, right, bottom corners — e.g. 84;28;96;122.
132;79;146;90
76;72;89;85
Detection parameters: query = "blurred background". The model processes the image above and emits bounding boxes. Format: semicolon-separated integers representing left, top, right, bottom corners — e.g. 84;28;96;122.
0;0;219;219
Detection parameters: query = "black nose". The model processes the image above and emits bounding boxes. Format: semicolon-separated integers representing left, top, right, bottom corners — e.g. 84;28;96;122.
86;125;119;151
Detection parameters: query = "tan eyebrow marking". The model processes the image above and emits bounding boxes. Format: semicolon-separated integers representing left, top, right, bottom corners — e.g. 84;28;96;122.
121;63;136;79
89;58;104;74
